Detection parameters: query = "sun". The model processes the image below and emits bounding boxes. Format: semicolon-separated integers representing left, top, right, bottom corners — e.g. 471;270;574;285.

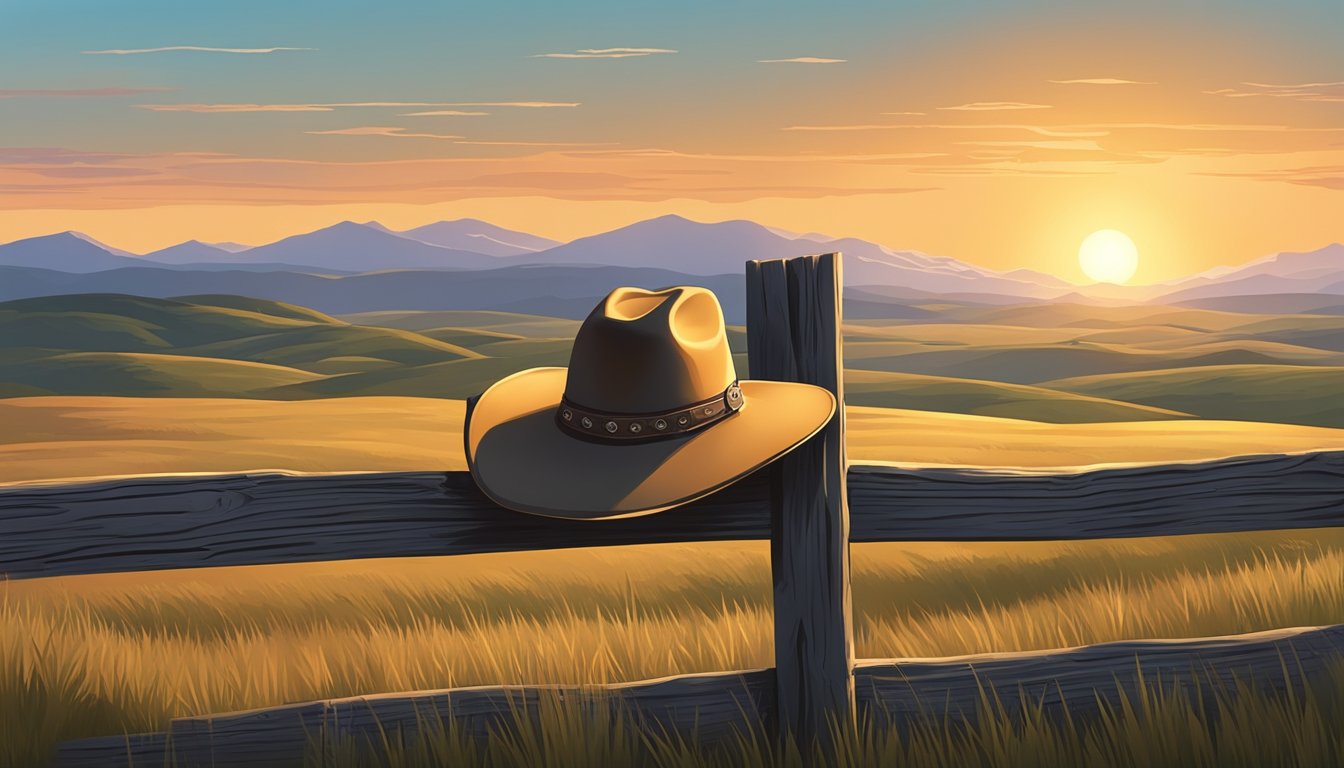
1078;229;1139;284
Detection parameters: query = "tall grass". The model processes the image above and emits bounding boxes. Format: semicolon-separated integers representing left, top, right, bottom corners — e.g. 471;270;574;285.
4;530;1344;766
318;663;1344;767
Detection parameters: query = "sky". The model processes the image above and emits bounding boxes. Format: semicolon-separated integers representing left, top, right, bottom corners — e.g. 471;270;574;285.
0;0;1340;283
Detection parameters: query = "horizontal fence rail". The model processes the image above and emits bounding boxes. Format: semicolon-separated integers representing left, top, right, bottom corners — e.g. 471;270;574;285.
54;623;1344;768
4;450;1344;580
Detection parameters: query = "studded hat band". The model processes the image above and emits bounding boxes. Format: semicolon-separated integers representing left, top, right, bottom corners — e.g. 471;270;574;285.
557;381;744;442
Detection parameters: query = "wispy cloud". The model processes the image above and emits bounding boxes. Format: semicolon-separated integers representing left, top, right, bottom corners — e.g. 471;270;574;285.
306;126;463;140
532;47;675;59
783;123;1106;137
0;87;172;98
1205;80;1344;103
305;127;614;147
83;45;314;55
757;57;846;64
400;110;490;117
1199;164;1344;191
782;124;901;132
957;139;1106;151
139;101;579;113
1048;78;1154;85
881;111;927;116
938;101;1053;111
453;140;619;147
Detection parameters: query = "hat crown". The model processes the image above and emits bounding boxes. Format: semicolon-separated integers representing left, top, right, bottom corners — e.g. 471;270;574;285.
564;286;736;414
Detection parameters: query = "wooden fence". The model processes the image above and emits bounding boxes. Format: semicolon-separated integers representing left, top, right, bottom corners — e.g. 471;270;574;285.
2;253;1342;767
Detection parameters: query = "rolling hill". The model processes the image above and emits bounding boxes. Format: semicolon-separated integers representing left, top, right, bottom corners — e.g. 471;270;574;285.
5;292;1344;428
0;294;477;397
0;352;323;398
838;341;1344;385
0;264;754;320
842;370;1191;422
1042;364;1344;428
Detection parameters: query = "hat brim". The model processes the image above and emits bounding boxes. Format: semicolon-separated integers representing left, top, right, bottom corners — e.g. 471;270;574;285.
465;367;836;520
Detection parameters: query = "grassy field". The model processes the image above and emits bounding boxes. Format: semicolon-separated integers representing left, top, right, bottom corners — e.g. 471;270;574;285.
3;397;1344;765
6;531;1344;766
9;396;1344;484
6;291;1344;764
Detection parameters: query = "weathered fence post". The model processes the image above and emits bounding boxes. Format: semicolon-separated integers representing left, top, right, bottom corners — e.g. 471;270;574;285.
745;252;855;750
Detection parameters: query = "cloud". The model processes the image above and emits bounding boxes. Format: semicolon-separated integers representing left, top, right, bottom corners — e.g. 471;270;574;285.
453;140;619;147
304;127;613;147
83;46;314;55
881;111;926;116
1048;78;1154;85
144;103;332;113
782;124;902;132
400;110;490;117
0;147;139;164
957;139;1106;151
1204;81;1344;103
938;101;1053;111
306;126;463;140
0;87;172;98
139;101;579;113
757;57;846;64
783;123;1107;137
532;47;676;59
23;166;159;179
1200;164;1344;191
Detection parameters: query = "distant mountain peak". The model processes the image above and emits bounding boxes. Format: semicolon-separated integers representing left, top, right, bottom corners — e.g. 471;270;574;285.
204;241;253;253
397;219;561;257
0;230;146;273
1155;242;1344;303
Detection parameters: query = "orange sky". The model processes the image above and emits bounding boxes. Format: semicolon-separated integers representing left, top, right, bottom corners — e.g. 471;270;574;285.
2;2;1340;283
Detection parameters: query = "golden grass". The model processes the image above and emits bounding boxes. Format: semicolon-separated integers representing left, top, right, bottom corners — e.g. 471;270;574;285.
321;664;1344;768
5;530;1344;766
8;396;1344;485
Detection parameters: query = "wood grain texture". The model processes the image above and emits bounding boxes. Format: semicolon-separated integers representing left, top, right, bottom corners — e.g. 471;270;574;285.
748;253;855;745
5;451;1344;580
54;624;1344;767
856;623;1344;729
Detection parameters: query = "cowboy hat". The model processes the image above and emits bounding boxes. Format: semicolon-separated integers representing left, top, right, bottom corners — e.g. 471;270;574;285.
465;285;836;519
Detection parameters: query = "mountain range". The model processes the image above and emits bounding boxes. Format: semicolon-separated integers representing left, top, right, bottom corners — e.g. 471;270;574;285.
0;216;1340;306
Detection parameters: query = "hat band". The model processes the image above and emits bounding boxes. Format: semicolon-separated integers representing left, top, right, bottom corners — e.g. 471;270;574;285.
557;381;744;442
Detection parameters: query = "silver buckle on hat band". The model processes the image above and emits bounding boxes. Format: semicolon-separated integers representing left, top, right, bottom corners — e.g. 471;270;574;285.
558;381;744;442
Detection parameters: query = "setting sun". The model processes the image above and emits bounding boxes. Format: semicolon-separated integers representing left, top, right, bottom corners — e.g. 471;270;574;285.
1079;230;1140;284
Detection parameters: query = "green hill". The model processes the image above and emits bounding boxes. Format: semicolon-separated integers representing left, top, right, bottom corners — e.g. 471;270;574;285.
0;352;321;397
268;349;571;399
170;294;341;324
7;293;1344;429
0;294;476;398
1042;365;1344;428
0;294;313;351
843;370;1191;423
844;342;1342;384
341;309;582;338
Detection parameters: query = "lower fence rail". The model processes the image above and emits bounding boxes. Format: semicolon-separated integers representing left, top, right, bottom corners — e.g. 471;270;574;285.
54;623;1344;768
